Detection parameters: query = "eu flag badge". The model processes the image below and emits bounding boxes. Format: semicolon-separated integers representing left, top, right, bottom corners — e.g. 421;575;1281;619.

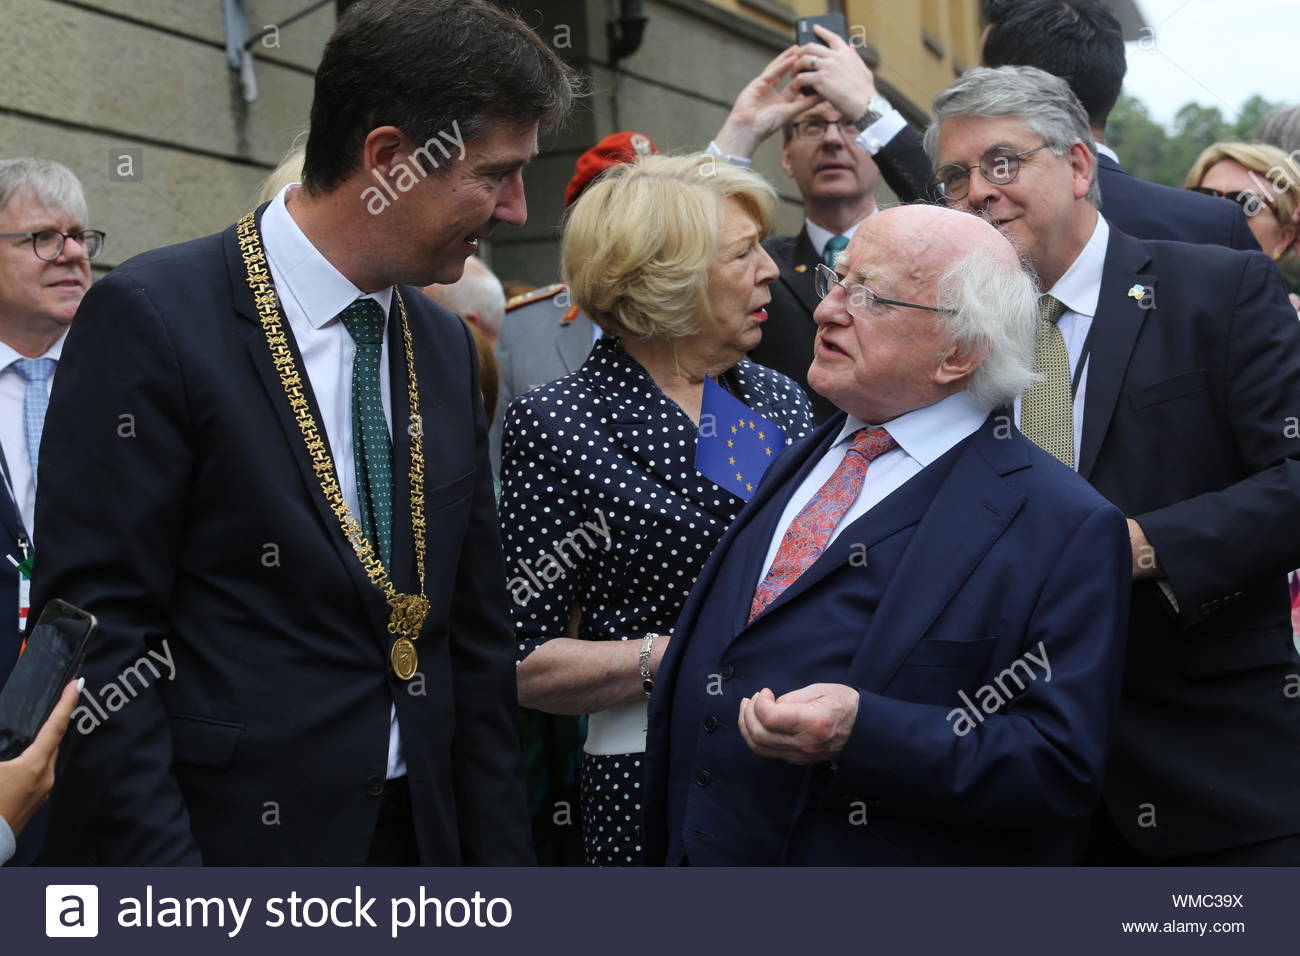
695;377;786;500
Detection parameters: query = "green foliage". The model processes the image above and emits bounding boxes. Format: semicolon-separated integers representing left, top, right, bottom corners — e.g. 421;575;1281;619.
1105;92;1281;188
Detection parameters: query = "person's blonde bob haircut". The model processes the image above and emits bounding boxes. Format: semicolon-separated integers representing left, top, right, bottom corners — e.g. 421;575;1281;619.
1185;141;1300;229
562;153;776;339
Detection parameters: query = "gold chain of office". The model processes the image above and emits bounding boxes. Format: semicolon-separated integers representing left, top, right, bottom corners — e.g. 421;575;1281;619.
235;212;429;678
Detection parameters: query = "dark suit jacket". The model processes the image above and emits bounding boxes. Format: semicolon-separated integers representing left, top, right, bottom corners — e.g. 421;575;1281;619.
644;412;1132;865
1079;226;1300;855
0;483;20;685
33;205;533;865
1094;154;1259;250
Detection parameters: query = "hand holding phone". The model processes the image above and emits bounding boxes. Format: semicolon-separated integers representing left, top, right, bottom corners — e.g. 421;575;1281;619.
792;20;878;124
0;599;97;760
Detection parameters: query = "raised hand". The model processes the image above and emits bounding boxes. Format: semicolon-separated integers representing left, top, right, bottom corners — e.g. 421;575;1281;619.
714;46;821;160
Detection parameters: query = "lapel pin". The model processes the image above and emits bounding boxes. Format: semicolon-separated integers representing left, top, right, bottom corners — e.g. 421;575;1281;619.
794;264;808;273
1127;283;1155;309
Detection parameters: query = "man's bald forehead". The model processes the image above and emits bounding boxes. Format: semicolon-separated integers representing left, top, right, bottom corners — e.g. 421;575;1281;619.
853;205;1019;270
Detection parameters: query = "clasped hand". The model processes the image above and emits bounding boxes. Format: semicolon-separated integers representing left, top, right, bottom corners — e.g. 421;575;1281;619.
737;683;860;765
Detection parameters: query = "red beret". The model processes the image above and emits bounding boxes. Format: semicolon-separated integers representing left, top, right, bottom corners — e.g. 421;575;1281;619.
563;131;659;208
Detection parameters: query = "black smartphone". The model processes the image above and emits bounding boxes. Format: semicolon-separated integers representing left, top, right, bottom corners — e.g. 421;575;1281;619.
796;14;849;95
796;13;848;48
0;599;97;760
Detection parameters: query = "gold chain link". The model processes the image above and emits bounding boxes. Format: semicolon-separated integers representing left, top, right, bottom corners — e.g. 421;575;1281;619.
236;212;428;640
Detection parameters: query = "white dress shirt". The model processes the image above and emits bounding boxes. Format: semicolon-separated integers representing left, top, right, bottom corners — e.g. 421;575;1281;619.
260;183;406;779
1095;142;1120;164
1013;214;1110;460
759;390;990;582
0;332;66;548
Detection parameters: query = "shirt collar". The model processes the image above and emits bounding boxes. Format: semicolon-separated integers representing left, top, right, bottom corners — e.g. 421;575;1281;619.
832;389;989;467
1095;142;1119;164
1047;214;1109;319
805;210;875;262
260;183;393;329
0;328;67;370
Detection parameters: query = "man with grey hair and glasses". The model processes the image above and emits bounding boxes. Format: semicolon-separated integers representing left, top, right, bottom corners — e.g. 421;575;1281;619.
0;156;102;865
0;158;103;688
644;203;1130;865
931;65;1300;865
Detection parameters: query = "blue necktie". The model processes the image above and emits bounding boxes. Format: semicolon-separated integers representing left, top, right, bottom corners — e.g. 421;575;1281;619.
9;358;56;481
338;299;393;570
823;234;849;267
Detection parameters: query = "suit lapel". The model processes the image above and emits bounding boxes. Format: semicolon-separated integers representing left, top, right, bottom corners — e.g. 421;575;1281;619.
726;415;847;635
848;422;1029;691
774;227;822;319
0;478;18;551
1078;227;1155;479
386;291;416;596
228;206;391;635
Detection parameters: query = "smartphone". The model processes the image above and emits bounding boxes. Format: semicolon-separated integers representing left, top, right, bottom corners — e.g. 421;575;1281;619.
796;13;848;47
796;14;849;94
0;599;97;760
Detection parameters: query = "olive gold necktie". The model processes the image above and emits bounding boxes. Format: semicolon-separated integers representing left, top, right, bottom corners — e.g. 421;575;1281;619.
1021;294;1074;469
339;298;394;570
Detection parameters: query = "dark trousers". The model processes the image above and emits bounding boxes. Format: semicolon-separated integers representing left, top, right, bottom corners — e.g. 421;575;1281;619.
366;777;419;866
1084;807;1300;865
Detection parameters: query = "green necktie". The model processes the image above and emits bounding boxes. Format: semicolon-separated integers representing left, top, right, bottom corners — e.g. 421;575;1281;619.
1021;294;1074;469
823;234;849;267
339;298;394;570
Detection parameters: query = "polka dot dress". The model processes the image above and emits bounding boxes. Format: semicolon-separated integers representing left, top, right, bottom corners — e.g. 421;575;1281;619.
498;336;814;866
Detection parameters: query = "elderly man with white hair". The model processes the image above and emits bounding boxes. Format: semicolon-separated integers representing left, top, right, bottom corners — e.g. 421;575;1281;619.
423;255;506;345
643;203;1131;865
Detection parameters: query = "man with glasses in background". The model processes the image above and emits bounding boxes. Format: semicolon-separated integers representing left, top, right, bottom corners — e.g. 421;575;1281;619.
0;157;102;864
932;66;1300;865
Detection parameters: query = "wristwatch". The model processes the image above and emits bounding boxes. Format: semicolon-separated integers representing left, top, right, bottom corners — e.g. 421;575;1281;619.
853;94;893;132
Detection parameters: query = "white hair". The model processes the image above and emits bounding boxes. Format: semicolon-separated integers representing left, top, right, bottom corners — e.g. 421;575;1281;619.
429;257;506;338
936;250;1040;409
924;66;1101;206
0;157;89;223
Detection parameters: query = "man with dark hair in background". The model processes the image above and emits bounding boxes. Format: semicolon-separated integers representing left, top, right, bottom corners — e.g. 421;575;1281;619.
35;0;577;865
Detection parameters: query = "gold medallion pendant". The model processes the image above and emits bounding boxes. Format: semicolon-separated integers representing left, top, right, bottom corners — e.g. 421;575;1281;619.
236;211;431;680
390;637;419;681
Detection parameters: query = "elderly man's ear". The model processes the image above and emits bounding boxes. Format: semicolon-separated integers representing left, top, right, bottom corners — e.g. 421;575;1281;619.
934;342;986;386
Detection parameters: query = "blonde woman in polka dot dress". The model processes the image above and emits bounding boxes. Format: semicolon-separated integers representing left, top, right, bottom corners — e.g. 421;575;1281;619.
499;155;814;865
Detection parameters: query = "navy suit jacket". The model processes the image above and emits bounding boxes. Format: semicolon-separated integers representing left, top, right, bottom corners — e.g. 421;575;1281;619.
0;483;20;685
1094;154;1258;251
33;205;533;865
644;412;1132;865
1079;226;1300;855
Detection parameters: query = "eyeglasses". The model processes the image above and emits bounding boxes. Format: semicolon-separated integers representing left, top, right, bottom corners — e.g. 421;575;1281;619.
791;118;858;141
0;229;106;261
933;144;1051;201
1188;186;1277;218
814;263;955;316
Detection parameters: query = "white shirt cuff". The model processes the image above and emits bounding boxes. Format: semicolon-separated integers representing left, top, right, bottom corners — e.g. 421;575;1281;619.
0;814;15;867
706;141;753;168
855;109;908;155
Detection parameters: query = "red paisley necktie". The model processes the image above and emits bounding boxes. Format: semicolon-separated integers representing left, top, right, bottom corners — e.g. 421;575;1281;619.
749;426;897;622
